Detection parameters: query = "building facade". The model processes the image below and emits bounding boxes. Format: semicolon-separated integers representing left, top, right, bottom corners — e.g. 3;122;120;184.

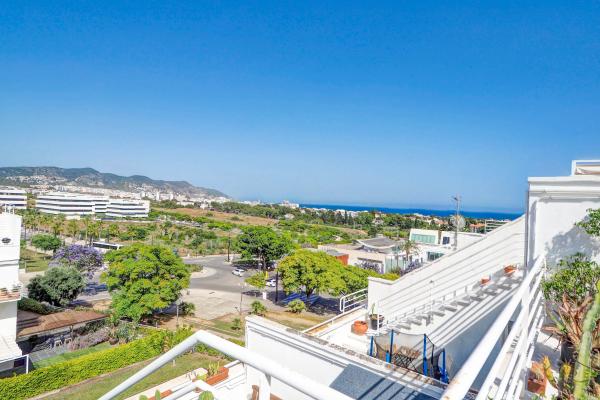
0;187;27;210
35;192;149;219
106;199;150;218
0;211;25;373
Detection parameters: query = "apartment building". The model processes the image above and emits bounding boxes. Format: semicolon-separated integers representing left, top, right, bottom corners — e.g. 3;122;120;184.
0;210;25;373
106;199;150;218
35;192;149;219
98;159;600;400
409;228;484;262
0;187;27;210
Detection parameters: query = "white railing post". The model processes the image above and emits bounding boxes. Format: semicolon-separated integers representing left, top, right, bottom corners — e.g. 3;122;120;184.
258;372;271;400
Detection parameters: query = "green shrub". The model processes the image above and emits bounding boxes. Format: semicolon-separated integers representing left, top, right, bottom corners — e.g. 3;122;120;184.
250;300;267;316
180;302;196;316
287;299;306;314
0;328;193;400
17;297;58;315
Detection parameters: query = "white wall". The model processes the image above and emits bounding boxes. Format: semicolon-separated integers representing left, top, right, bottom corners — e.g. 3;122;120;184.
527;176;600;266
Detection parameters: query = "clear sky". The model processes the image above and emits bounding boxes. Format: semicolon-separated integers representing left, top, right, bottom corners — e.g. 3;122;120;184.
2;1;599;212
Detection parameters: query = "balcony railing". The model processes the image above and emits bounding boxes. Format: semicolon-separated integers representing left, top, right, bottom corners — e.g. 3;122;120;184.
441;255;546;400
99;330;353;400
0;282;22;303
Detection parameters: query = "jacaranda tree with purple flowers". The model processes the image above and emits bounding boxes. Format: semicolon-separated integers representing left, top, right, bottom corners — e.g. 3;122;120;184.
53;244;104;278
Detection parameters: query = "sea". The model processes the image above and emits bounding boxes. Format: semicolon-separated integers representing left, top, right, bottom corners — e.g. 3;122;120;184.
299;204;522;221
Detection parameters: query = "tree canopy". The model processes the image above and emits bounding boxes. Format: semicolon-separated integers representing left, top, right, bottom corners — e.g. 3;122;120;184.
27;266;85;306
235;226;293;270
31;234;62;253
101;243;190;321
53;245;103;278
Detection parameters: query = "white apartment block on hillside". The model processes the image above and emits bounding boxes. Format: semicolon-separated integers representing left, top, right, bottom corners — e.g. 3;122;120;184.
35;192;149;219
98;159;600;400
0;187;27;210
0;211;25;373
106;199;150;218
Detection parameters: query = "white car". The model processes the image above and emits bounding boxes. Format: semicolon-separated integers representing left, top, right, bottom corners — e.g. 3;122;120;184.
232;268;245;277
266;278;276;287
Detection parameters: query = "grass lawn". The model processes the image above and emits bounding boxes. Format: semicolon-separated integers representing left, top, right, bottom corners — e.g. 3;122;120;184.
20;248;50;272
44;351;225;400
33;342;113;369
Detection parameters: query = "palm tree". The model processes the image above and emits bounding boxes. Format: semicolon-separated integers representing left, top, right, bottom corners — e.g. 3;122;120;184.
67;220;79;240
401;240;420;267
81;215;92;243
51;214;66;237
106;223;119;242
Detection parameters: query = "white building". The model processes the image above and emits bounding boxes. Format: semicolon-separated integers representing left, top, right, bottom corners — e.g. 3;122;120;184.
35;192;102;218
0;210;25;373
106;199;150;218
409;228;484;263
0;187;27;210
96;160;600;400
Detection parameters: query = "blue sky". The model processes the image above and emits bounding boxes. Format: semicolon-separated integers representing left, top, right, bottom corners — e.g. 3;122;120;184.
2;1;599;212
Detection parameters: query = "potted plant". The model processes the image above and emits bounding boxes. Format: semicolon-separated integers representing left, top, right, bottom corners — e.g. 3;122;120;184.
369;304;384;330
504;265;516;275
480;276;491;285
352;320;368;335
527;361;547;395
205;362;229;385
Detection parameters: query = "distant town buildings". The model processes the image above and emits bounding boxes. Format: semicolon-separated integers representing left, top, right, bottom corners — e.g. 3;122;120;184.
0;187;27;210
279;200;300;209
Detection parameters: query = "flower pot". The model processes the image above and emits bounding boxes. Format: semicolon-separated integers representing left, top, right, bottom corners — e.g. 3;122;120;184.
481;277;491;285
527;362;546;396
504;265;516;275
369;315;384;330
206;367;229;385
352;320;368;335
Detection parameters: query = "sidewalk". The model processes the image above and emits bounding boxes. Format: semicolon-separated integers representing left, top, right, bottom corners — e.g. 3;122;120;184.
123;366;207;400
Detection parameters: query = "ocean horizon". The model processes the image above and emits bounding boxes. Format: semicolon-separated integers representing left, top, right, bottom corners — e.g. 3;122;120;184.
299;203;522;220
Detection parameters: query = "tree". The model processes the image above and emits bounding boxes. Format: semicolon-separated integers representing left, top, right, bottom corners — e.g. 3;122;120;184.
577;208;600;237
102;243;190;321
51;214;66;236
401;240;419;265
235;226;293;271
106;224;120;242
245;272;266;290
53;244;104;278
31;234;62;253
250;300;267;316
27;266;85;306
66;220;79;239
277;250;347;298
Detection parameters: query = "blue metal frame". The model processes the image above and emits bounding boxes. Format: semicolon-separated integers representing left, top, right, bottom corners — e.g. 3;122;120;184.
441;349;448;383
369;336;374;357
423;334;428;376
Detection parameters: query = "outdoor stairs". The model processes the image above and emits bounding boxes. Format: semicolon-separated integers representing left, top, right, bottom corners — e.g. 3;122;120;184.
372;268;523;335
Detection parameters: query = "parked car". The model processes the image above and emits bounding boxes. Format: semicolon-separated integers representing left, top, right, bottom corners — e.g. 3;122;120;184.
266;278;276;287
232;268;245;277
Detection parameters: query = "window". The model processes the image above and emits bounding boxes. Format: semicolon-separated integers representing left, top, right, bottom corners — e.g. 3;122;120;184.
442;236;451;245
411;234;436;244
427;252;444;261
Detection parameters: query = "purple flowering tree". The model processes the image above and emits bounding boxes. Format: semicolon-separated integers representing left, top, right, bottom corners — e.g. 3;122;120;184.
53;244;104;278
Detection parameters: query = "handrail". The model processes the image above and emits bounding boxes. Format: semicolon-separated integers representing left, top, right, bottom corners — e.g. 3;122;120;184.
339;288;368;312
302;306;366;334
441;255;545;400
98;330;353;400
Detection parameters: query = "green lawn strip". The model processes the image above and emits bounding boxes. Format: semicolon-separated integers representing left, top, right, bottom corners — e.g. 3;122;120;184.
20;248;50;272
33;343;113;369
44;352;224;400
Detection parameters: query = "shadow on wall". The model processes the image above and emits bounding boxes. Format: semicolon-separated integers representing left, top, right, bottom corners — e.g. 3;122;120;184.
545;223;600;267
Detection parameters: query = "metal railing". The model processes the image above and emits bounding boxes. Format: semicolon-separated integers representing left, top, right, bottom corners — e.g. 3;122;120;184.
339;288;368;313
98;330;353;400
441;255;546;400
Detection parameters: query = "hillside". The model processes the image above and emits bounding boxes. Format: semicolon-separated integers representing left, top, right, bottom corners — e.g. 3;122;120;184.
0;166;227;198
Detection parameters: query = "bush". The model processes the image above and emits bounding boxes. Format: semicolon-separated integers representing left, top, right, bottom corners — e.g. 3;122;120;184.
287;299;306;314
231;317;242;331
17;297;58;315
250;300;267;316
30;234;61;253
0;328;193;400
27;266;86;307
179;301;195;316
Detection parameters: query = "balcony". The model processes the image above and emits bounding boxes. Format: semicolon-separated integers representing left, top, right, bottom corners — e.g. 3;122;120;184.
0;282;23;303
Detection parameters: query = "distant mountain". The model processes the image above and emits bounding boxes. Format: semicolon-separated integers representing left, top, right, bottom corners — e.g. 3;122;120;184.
0;166;228;199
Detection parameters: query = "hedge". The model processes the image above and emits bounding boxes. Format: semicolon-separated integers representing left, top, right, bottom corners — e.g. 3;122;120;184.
0;328;192;400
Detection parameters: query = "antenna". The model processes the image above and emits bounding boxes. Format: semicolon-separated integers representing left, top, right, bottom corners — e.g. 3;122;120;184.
452;195;462;250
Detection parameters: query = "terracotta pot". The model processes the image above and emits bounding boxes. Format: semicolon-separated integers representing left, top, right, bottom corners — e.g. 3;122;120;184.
481;277;491;285
527;363;546;395
352;320;368;335
504;265;516;275
206;367;229;385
